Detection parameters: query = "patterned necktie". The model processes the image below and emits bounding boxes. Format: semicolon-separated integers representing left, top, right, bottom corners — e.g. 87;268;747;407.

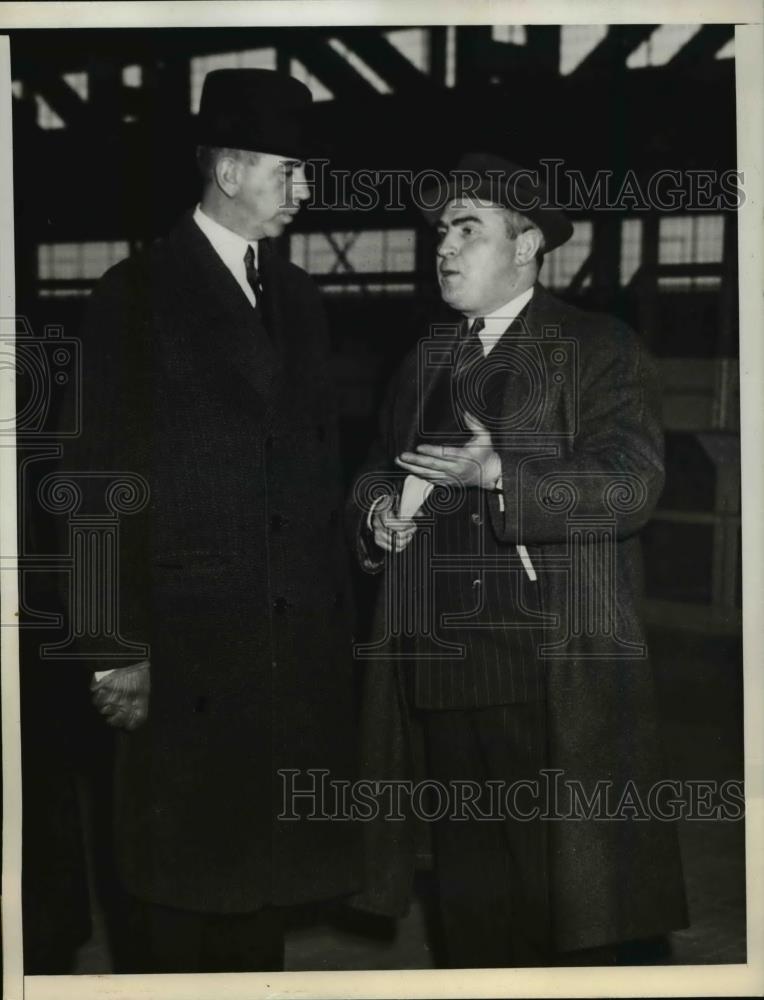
244;244;264;307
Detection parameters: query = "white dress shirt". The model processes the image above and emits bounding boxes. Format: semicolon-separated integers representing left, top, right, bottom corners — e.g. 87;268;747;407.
474;285;534;356
192;204;260;306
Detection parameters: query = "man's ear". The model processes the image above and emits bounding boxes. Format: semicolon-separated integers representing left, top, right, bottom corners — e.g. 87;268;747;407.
514;227;543;266
214;155;241;198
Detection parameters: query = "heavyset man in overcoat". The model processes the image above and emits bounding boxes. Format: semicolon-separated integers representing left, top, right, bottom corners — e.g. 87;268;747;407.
350;153;688;967
65;70;361;972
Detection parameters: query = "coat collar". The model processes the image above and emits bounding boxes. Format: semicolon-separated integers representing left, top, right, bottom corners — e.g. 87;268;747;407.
167;211;282;404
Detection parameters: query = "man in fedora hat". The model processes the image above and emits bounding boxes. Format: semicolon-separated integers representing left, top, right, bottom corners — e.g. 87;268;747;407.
64;69;361;972
349;152;687;967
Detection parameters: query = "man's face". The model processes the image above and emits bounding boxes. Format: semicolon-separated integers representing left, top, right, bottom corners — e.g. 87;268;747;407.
436;199;524;317
234;152;309;239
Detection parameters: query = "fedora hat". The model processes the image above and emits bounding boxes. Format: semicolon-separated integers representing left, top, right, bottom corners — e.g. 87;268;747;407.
419;151;573;253
197;69;313;160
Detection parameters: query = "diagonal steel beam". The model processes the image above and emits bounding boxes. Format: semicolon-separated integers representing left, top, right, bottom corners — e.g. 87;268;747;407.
572;25;660;76
23;72;90;128
667;24;735;67
288;35;381;99
325;231;360;273
333;28;435;91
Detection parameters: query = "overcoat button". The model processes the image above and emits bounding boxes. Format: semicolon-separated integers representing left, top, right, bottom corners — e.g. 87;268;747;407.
471;513;482;526
273;596;289;613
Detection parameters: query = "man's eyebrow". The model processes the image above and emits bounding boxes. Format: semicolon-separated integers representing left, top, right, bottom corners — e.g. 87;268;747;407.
438;214;483;228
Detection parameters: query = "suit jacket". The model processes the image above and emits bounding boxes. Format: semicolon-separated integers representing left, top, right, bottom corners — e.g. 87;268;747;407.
62;211;362;913
349;283;688;950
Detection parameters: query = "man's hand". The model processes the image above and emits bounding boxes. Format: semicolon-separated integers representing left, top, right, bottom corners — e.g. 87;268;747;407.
370;492;418;553
91;661;150;731
394;413;502;489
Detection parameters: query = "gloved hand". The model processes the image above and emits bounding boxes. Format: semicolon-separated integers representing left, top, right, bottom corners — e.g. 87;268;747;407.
90;661;150;731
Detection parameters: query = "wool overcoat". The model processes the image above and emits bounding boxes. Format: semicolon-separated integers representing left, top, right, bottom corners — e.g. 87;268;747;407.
349;283;688;952
65;211;362;914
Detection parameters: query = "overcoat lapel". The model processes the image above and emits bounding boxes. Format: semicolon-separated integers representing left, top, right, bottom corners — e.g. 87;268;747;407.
398;317;464;455
499;283;567;443
256;239;284;354
169;213;282;406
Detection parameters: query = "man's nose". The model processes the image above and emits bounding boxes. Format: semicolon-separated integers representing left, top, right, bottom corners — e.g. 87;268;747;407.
292;167;311;203
437;237;457;258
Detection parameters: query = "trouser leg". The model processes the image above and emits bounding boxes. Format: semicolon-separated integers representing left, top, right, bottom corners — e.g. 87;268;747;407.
421;701;551;968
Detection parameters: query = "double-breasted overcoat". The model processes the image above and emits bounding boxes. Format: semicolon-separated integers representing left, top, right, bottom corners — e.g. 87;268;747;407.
66;212;362;913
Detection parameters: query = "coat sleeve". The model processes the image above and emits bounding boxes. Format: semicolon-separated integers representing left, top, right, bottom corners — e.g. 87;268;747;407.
56;260;152;666
346;359;411;575
486;322;665;545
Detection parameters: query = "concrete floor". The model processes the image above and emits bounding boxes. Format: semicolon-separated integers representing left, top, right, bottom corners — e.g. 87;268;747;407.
71;624;746;973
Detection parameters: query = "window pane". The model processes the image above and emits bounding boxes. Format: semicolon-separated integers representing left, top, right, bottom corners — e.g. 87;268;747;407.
658;215;724;290
38;241;130;283
290;230;416;275
543;221;592;288
621;218;642;285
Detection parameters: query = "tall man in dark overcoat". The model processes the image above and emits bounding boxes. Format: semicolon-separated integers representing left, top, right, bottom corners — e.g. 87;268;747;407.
350;153;687;967
62;69;361;973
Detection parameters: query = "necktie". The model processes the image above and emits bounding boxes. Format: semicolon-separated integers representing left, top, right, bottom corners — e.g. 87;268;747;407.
450;317;486;439
455;316;486;377
244;244;263;306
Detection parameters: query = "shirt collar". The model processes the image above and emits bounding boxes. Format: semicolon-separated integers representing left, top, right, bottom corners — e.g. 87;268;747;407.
478;285;534;329
193;204;258;272
473;286;534;355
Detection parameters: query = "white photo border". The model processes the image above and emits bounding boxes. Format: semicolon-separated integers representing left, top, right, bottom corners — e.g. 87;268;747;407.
1;3;762;998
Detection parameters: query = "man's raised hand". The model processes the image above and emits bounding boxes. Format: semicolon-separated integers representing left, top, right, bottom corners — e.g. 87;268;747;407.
394;412;502;490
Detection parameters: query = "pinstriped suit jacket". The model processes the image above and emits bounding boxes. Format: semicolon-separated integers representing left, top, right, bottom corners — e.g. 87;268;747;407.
406;309;546;708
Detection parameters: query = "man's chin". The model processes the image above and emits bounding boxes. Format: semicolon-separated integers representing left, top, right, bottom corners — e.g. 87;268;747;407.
263;214;298;238
440;290;468;312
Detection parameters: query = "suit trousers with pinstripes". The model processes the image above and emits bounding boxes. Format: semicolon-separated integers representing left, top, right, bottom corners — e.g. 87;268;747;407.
418;701;551;968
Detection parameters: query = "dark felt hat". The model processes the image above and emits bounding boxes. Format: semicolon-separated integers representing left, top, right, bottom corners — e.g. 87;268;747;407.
197;69;313;160
420;151;573;252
